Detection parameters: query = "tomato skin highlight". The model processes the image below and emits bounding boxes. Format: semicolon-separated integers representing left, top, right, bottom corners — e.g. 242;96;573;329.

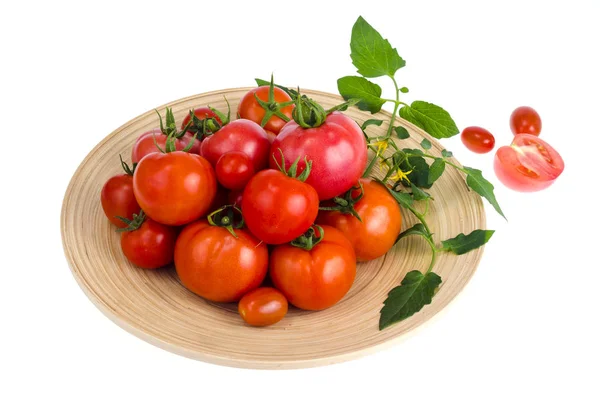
133;151;217;226
510;106;542;136
494;134;564;192
200;119;271;171
101;174;141;228
215;151;255;190
269;225;356;311
460;126;495;154
181;107;222;130
174;220;268;303
269;112;367;200
238;86;294;135
120;217;177;269
318;179;402;261
131;128;200;163
242;169;319;245
238;287;288;326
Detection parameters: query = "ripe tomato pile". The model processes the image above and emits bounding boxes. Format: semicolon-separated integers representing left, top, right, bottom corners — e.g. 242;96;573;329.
100;83;403;326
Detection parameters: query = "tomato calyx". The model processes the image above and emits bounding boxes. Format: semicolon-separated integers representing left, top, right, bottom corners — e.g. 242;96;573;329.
182;99;231;138
116;210;146;232
318;182;364;222
290;225;324;251
155;107;188;139
292;89;360;129
207;205;245;238
253;74;294;128
272;149;312;182
153;130;198;154
119;154;137;176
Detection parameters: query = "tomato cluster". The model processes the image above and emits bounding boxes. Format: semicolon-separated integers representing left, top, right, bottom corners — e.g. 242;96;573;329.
100;86;403;327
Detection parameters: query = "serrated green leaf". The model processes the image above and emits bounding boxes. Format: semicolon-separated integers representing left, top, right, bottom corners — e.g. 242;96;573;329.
428;158;446;185
441;230;495;255
399;101;459;139
395;223;430;244
337;76;386;113
441;149;453;158
420;138;432;150
463;167;506;219
379;270;442;330
401;156;431;188
361;118;384;131
350;16;406;78
394;126;410;139
411;185;430;201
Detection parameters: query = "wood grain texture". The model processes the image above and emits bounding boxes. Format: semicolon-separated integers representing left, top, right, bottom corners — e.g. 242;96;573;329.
61;88;486;369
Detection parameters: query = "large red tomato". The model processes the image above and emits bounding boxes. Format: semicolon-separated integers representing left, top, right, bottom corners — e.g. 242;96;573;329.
494;134;564;192
242;168;319;245
318;179;402;261
269;111;367;200
174;219;268;303
269;225;356;310
238;85;294;135
200;119;271;171
133;151;217;225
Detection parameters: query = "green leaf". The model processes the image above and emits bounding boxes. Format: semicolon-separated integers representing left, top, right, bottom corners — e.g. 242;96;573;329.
255;78;298;99
441;230;495;255
350;16;406;78
383;184;414;209
420;138;432;150
337;76;386;113
400;86;409;93
441;149;453;158
394;126;410;139
395;223;430;244
428;158;445;185
401;156;431;188
402;148;423;156
463;167;506;219
379;270;442;330
399;101;459;139
361;118;384;131
411;185;430;201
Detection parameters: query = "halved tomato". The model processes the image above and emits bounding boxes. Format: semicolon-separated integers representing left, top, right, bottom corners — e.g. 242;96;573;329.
494;134;564;192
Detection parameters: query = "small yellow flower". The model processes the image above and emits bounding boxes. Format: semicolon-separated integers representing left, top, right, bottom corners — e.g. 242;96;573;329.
389;168;413;183
368;139;389;158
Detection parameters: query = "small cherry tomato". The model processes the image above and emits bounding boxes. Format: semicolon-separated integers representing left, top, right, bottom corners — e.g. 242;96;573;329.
494;134;564;192
510;106;542;136
270;225;356;310
460;126;495;154
101;157;141;228
318;179;402;261
215;151;255;190
238;287;288;326
181;107;222;130
120;211;177;269
238;84;294;135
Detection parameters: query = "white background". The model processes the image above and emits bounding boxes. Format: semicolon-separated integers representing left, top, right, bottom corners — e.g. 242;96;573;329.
1;1;599;396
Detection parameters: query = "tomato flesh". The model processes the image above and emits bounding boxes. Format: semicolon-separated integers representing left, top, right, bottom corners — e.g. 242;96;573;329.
238;287;288;326
461;126;495;154
494;134;564;192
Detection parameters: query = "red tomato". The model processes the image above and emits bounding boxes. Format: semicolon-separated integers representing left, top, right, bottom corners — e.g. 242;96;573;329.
131;128;200;163
238;86;294;134
270;225;356;310
269;112;367;200
215;151;255;190
461;126;495;154
181;107;222;130
133;151;217;225
494;134;564;192
510;106;542;136
174;220;268;302
228;190;243;208
100;160;140;228
120;212;177;269
200;119;271;171
318;179;402;261
238;287;288;326
242;169;319;244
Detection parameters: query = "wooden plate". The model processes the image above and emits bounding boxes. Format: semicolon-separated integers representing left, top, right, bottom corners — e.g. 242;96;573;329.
61;88;486;369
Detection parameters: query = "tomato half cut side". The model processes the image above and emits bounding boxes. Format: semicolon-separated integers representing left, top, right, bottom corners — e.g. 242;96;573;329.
494;134;564;192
